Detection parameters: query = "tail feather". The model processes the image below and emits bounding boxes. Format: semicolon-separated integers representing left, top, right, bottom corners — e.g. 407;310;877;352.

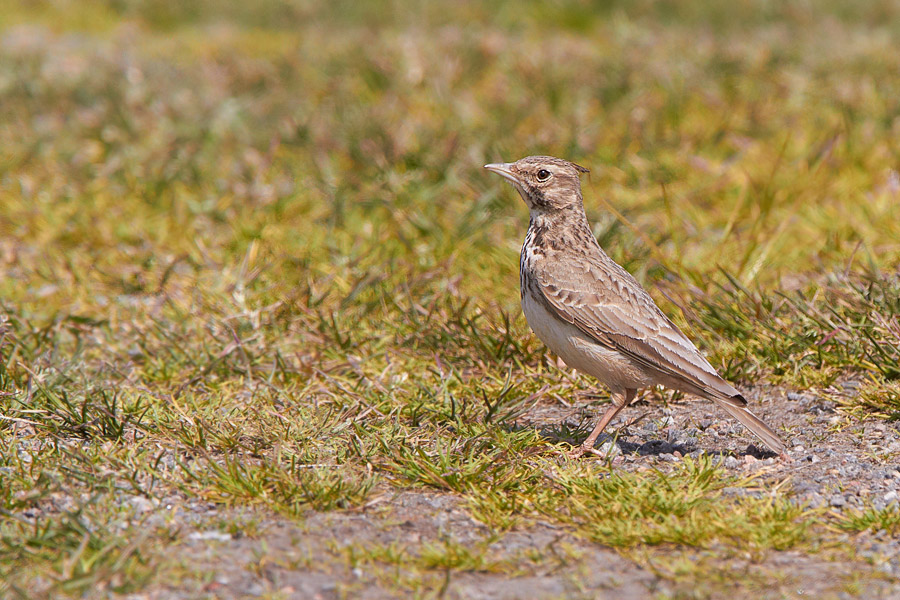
711;397;786;454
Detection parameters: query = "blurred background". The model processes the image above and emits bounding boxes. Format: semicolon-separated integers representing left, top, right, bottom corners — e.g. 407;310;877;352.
3;1;900;377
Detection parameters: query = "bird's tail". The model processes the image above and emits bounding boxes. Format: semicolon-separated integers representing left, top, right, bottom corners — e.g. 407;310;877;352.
711;397;786;454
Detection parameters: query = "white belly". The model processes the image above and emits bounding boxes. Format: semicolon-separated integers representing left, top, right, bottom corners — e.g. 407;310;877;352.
521;292;653;394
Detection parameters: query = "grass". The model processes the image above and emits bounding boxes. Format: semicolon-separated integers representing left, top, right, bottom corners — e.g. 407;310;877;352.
835;377;900;421
684;270;900;387
1;495;162;595
2;0;900;596
541;458;809;550
837;506;900;536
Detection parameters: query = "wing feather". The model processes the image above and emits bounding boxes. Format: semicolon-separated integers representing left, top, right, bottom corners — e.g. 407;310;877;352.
533;252;746;406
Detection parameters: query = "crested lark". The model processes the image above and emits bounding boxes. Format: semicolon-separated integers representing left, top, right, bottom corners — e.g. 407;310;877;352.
485;156;786;458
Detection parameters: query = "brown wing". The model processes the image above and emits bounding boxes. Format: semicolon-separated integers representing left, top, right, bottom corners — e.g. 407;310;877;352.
532;250;746;407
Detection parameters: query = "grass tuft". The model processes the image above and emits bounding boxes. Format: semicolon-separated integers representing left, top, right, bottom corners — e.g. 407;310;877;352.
540;458;809;550
836;506;900;536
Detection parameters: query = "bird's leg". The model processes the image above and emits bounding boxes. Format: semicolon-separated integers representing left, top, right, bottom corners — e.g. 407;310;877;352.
568;389;635;458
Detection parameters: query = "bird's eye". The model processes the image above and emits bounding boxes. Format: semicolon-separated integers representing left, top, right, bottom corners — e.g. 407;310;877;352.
536;169;551;181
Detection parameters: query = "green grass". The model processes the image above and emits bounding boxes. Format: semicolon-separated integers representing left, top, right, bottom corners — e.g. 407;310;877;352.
685;270;900;387
540;458;809;549
1;495;162;595
835;377;900;420
2;0;900;596
837;506;900;536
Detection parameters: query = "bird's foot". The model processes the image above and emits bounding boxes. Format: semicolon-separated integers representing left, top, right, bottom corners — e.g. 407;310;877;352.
566;446;587;460
566;444;606;459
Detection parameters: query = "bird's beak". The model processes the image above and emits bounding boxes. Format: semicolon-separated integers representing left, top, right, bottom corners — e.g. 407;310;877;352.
484;162;521;186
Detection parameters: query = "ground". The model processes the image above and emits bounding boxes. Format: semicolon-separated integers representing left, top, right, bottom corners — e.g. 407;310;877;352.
64;387;900;599
2;1;900;598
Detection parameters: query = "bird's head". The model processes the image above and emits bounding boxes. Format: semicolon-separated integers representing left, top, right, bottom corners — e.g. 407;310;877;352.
484;156;589;214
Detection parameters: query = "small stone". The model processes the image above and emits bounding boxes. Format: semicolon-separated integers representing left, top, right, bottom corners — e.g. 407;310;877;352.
598;441;621;458
128;496;155;515
830;494;847;508
884;490;898;504
188;531;232;542
724;456;740;469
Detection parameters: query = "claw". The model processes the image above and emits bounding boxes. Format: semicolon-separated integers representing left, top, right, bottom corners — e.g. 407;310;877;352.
567;445;607;459
566;446;587;460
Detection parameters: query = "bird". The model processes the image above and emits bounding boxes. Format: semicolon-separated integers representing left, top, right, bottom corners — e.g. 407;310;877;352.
484;155;787;458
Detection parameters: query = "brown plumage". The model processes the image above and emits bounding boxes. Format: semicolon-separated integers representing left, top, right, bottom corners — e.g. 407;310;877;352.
485;155;786;457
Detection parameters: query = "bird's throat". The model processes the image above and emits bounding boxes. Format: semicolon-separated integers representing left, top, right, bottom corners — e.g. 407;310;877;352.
527;209;598;255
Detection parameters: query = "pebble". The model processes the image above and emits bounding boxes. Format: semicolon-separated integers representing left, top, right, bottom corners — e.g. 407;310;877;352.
188;531;232;542
128;496;156;515
598;441;621;459
885;490;898;504
246;583;264;595
830;494;847;508
724;456;740;469
807;494;824;508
